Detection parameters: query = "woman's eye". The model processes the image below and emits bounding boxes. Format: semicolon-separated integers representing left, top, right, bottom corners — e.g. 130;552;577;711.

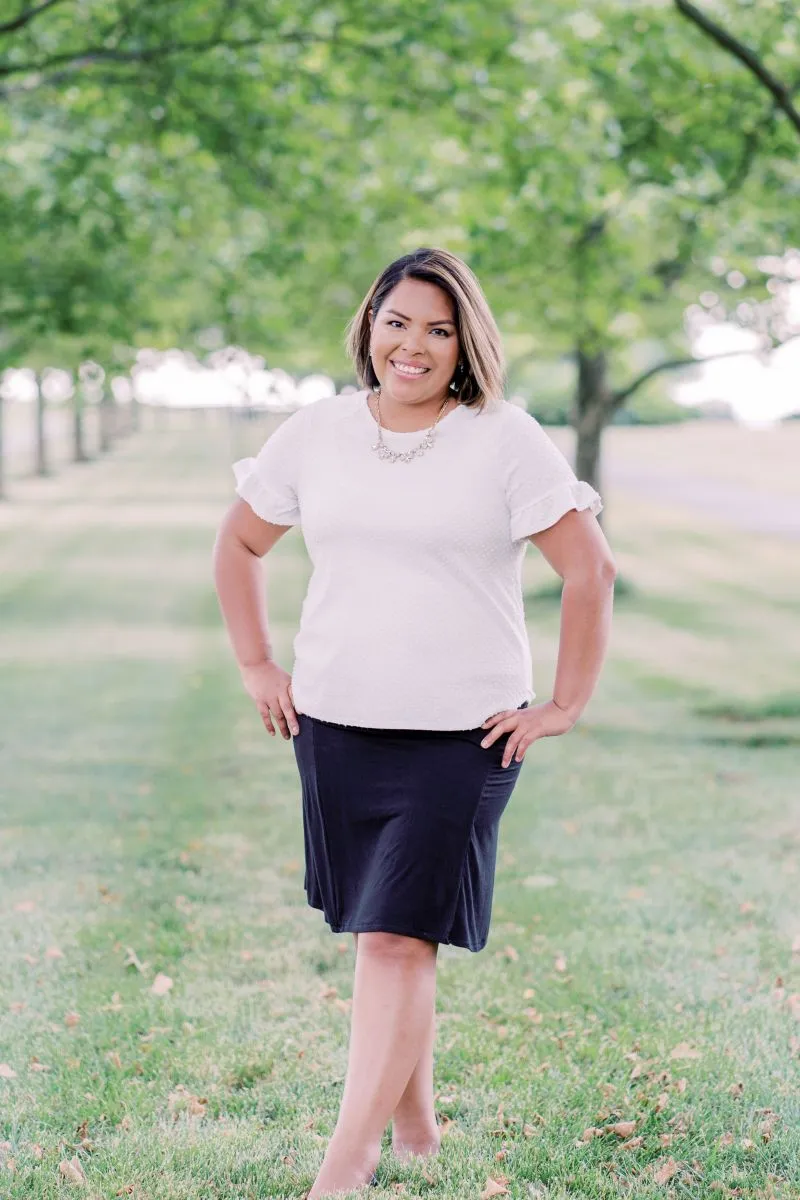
387;320;449;337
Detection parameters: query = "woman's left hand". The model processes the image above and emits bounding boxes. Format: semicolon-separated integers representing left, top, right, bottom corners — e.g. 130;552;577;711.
480;700;576;768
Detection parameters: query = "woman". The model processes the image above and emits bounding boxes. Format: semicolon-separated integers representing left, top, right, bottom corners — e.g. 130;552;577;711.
212;247;616;1197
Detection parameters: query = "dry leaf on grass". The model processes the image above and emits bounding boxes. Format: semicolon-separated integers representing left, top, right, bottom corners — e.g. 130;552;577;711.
717;1132;734;1148
45;946;64;959
0;1064;17;1079
14;900;36;913
29;1058;50;1072
150;973;173;996
621;1136;644;1150
554;955;567;972
64;1012;80;1027
608;1121;637;1138
167;1086;207;1119
123;948;147;974
503;945;519;962
669;1042;700;1060
652;1157;680;1184
654;1092;670;1113
59;1156;86;1185
480;1176;509;1198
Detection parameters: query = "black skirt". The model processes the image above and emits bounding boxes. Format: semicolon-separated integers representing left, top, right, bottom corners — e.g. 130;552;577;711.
291;703;528;953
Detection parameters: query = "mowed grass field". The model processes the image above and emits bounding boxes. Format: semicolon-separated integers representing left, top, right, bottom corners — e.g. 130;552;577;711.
1;412;799;1200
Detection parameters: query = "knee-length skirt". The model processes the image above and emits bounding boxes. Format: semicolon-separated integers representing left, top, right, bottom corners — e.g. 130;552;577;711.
291;703;527;953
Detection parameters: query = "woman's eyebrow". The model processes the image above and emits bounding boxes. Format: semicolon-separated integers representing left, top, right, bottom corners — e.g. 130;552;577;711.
385;309;456;326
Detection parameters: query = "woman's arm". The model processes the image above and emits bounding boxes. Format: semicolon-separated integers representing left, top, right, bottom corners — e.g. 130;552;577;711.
528;508;617;723
212;499;300;738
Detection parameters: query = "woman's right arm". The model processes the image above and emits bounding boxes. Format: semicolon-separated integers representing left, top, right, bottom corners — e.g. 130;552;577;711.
212;498;300;740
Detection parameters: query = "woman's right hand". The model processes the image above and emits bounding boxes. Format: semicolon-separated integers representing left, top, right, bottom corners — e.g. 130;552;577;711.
239;660;300;739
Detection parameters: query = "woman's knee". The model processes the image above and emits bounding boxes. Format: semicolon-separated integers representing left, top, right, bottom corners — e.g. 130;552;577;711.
357;931;438;960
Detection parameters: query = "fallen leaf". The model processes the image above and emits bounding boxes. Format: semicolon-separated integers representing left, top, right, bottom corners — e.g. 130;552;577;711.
480;1176;509;1198
319;985;338;1000
59;1156;86;1185
9;1002;25;1014
522;987;535;999
29;1058;50;1072
0;1064;16;1079
621;1136;644;1150
106;1051;123;1069
554;955;567;973
123;948;147;974
655;1092;669;1113
626;887;646;900
728;1081;744;1098
45;946;64;959
561;820;579;835
675;1077;688;1093
14;901;36;913
652;1158;679;1184
150;973;173;996
669;1042;700;1061
64;1012;80;1027
659;1133;675;1147
580;1127;602;1142
740;1137;755;1151
523;1007;542;1023
503;945;519;962
23;953;38;965
608;1121;637;1138
739;901;755;914
717;1132;734;1148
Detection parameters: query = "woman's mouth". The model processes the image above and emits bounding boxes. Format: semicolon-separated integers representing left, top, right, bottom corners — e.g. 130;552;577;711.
390;360;430;378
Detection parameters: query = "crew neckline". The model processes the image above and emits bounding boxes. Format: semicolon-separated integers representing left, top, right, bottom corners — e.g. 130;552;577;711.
358;388;470;436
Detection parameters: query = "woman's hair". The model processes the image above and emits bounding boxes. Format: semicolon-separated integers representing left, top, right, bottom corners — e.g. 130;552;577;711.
344;247;505;412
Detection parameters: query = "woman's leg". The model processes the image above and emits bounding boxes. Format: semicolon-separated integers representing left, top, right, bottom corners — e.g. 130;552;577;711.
353;932;441;1159
308;931;438;1198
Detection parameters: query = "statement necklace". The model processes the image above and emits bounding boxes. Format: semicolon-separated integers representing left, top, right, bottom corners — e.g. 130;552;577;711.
370;390;454;464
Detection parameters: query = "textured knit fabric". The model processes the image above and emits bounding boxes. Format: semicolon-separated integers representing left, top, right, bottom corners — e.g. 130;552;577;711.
232;388;602;730
292;703;528;952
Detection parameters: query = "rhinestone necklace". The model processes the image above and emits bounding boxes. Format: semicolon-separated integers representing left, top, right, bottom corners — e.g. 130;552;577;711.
369;390;454;464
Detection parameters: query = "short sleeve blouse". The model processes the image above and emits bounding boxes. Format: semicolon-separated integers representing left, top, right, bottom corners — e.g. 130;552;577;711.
231;390;602;729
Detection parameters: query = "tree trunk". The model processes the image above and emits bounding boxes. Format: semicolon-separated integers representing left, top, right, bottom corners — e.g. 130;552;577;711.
73;388;88;463
573;346;614;500
35;373;48;476
0;392;5;501
98;386;113;453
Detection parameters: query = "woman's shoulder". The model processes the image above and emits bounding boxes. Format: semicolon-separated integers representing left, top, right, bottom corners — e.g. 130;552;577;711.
290;389;364;425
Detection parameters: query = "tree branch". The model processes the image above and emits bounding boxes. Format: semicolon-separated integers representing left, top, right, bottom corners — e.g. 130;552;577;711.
613;333;800;407
0;0;65;37
674;0;800;137
0;31;323;80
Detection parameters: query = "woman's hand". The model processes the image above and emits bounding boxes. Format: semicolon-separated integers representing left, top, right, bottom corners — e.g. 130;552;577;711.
480;700;576;768
239;660;300;739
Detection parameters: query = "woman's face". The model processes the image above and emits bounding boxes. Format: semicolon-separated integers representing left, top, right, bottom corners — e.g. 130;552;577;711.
368;277;460;405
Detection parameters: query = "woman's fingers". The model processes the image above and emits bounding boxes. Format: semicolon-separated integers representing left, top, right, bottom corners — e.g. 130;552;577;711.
279;692;300;737
259;704;276;736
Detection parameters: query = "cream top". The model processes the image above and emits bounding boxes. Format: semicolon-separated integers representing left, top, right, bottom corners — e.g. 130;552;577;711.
232;389;602;729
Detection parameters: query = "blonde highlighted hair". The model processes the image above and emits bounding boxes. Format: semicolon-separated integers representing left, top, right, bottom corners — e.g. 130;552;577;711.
344;247;506;412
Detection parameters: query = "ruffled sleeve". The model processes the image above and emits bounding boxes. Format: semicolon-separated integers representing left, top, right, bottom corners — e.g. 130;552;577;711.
501;405;603;542
232;405;309;526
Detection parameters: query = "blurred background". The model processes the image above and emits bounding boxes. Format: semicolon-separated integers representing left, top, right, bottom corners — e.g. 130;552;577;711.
1;4;799;1198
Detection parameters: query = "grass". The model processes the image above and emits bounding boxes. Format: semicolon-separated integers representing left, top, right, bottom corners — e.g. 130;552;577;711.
1;411;799;1199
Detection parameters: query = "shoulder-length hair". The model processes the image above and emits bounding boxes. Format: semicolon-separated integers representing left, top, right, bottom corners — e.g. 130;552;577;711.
344;247;505;412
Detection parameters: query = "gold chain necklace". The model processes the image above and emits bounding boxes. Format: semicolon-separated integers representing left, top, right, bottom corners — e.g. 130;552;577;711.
370;391;454;464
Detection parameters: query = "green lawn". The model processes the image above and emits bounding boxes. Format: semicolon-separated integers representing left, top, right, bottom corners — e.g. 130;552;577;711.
1;413;798;1199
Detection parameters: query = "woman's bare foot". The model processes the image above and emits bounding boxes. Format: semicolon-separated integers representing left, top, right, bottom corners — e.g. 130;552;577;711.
307;1129;381;1198
391;1122;441;1162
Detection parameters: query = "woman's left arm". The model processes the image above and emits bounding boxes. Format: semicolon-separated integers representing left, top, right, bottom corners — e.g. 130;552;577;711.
481;508;617;766
532;506;617;724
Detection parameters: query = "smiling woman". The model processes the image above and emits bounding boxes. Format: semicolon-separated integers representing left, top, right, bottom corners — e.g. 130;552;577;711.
212;245;615;1197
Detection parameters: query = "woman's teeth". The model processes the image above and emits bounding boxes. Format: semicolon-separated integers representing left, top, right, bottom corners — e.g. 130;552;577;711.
391;361;429;376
